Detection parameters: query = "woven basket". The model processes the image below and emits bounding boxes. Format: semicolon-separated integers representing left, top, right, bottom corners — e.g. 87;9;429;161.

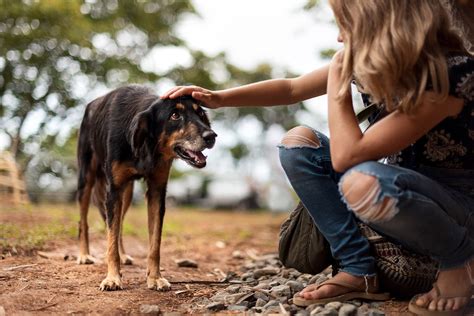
358;223;439;298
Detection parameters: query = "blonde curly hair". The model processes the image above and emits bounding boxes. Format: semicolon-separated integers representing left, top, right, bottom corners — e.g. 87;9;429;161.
329;0;469;113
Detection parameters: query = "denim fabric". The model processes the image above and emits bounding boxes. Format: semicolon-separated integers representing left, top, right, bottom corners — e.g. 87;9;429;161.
342;161;474;269
278;129;377;276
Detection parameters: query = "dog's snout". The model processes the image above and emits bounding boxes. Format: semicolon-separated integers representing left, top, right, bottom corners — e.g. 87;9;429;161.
203;130;217;148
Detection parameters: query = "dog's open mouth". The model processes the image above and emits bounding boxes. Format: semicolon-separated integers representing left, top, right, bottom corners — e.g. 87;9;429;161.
174;146;207;168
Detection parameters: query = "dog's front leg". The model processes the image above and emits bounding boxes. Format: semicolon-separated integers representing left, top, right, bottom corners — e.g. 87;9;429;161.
99;186;124;291
146;184;171;291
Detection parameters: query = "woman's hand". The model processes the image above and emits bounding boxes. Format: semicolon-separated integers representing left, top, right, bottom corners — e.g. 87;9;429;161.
161;86;222;109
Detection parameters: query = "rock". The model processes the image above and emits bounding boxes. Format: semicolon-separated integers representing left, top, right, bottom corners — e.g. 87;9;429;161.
313;308;338;316
139;304;161;314
206;302;226;312
225;284;242;294
263;300;280;309
296;310;310;316
339;304;357;316
325;301;343;310
255;298;267;307
0;306;5;316
253;282;271;290
253;268;279;279
264;306;282;314
308;306;324;314
253;291;269;301
367;309;385;316
232;250;245;259
162;313;182;316
286;280;305;294
270;284;291;298
308;275;321;285
215;241;226;248
227;305;248;311
175;259;198;268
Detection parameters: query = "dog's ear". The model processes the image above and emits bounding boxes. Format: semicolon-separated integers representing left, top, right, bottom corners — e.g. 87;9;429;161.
130;106;153;156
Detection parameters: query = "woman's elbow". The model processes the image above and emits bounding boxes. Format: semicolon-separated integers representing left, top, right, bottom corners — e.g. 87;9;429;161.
331;150;356;173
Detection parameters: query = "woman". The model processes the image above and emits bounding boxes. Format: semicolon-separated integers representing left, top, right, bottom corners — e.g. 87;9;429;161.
162;1;473;314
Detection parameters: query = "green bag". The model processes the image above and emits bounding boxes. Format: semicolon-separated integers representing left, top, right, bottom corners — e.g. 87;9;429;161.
278;202;439;298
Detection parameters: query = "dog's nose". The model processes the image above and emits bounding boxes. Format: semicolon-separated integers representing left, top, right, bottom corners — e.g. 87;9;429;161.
203;130;217;148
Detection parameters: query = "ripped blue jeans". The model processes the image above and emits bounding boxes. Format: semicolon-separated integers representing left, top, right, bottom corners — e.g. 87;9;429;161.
279;128;474;275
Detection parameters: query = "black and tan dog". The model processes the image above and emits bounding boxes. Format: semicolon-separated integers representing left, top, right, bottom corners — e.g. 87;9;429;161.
76;85;216;291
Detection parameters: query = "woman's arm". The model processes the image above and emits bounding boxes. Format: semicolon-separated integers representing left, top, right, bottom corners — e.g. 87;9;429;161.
161;65;330;108
328;53;464;172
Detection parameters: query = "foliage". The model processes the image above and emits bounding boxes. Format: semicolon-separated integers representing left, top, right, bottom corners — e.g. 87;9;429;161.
0;0;313;203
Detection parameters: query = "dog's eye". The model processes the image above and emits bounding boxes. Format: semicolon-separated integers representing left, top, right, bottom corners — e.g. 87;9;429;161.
170;112;181;120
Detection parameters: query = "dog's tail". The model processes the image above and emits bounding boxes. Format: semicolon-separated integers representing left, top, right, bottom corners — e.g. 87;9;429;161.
76;103;94;202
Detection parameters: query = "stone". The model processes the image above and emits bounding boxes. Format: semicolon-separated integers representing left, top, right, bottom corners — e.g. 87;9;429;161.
227;305;248;311
339;304;357;316
285;280;305;294
308;275;321;285
270;284;291;298
263;300;280;309
313;308;338;316
264;306;282;314
296;310;310;316
232;250;245;259
0;307;5;316
225;284;242;294
367;309;385;316
253;268;280;279
205;302;226;312
175;259;198;268
139;304;161;314
255;298;267;308
253;282;271;290
308;306;324;314
325;301;343;310
253;291;269;301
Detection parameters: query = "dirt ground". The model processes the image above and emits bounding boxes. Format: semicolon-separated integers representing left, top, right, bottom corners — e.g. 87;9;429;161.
0;204;472;315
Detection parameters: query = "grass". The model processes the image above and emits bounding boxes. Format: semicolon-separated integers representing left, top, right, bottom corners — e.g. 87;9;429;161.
0;203;287;254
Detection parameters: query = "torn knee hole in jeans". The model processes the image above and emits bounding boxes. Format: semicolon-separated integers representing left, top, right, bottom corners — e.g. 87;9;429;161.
341;172;399;223
280;127;321;149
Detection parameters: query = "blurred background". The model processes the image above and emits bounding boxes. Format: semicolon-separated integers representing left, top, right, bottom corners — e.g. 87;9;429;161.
0;0;342;211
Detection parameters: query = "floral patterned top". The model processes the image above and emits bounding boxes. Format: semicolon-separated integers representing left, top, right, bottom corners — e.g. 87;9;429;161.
364;52;474;170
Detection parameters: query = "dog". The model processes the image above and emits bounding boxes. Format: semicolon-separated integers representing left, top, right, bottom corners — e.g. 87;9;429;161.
76;85;216;291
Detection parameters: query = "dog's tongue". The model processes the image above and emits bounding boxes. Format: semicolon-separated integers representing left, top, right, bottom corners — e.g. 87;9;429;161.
188;150;206;164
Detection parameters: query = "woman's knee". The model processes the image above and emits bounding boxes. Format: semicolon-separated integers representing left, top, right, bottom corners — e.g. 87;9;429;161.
280;126;321;148
339;166;398;223
278;126;321;172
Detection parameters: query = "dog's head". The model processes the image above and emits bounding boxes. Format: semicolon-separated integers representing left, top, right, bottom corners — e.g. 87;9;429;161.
130;96;216;168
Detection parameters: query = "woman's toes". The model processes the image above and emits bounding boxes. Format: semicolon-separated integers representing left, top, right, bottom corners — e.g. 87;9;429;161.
436;298;447;311
416;293;431;307
452;297;468;311
300;284;318;295
302;290;318;300
428;298;439;311
445;298;454;311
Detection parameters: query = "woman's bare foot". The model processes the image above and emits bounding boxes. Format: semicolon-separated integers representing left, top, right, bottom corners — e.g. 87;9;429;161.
414;260;473;312
298;271;379;300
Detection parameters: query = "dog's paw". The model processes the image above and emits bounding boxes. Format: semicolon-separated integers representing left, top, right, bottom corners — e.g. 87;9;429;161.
147;276;171;291
99;275;123;291
120;254;134;265
77;254;98;265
